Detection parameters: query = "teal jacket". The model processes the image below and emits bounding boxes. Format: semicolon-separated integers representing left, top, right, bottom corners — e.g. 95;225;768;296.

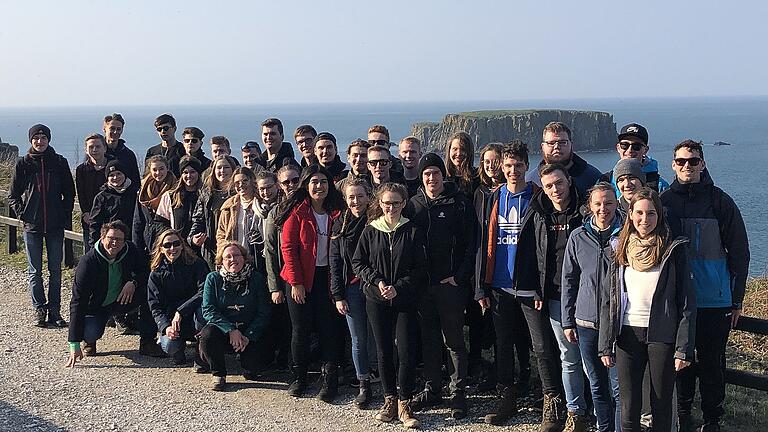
202;270;271;341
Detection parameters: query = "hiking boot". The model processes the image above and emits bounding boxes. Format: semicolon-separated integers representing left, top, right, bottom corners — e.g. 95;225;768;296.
563;410;588;432
484;385;517;425
172;349;187;365
375;395;398;423
678;413;694;432
450;390;468;420
47;310;68;327
139;341;167;358
540;393;566;432
700;422;721;432
33;309;47;328
317;363;339;403
211;376;226;391
287;366;308;397
409;388;443;412
354;379;372;409
398;399;421;429
82;341;97;357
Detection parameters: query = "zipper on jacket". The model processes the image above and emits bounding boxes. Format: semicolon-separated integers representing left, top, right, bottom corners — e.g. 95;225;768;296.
694;221;701;254
388;230;395;306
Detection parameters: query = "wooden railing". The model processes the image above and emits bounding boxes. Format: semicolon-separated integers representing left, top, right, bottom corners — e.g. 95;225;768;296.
726;315;768;391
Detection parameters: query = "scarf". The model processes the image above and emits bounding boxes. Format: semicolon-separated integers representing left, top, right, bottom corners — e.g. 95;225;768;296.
219;262;253;294
626;233;662;272
139;174;177;211
111;178;132;194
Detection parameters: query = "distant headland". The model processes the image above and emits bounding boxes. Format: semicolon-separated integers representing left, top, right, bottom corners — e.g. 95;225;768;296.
410;109;617;154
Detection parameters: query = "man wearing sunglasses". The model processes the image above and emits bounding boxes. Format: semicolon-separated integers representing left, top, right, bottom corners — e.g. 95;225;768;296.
182;127;212;173
367;145;405;192
146;113;185;176
600;123;669;197
661;140;750;432
367;124;404;175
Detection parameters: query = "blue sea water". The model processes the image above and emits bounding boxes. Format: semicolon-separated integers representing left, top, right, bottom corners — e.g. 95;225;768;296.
0;96;765;275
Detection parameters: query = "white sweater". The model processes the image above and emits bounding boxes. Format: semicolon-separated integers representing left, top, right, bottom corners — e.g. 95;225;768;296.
622;265;662;328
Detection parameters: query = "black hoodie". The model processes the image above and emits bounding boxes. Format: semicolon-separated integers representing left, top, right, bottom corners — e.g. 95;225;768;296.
89;179;139;244
320;155;349;182
405;181;478;285
106;139;141;184
146;141;185;177
258;142;298;173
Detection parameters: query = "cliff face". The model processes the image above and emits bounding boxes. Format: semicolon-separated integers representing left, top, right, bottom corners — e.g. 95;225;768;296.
410;110;617;154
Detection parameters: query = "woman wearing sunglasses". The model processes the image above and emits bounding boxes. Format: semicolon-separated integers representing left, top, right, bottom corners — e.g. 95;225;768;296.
147;229;210;367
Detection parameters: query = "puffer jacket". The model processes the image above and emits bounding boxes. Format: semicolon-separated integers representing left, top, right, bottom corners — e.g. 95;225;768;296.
8;146;75;233
202;269;271;341
147;256;210;334
352;216;428;306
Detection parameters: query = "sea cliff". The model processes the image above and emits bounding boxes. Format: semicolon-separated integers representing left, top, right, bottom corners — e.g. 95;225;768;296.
410;109;617;154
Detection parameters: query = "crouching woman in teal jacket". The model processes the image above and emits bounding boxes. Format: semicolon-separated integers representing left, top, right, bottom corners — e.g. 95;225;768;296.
199;241;270;391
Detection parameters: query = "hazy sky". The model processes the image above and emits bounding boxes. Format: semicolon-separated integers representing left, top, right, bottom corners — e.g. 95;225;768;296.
1;0;766;107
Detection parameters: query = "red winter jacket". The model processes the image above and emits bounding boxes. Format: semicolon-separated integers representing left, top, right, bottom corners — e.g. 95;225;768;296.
280;198;341;292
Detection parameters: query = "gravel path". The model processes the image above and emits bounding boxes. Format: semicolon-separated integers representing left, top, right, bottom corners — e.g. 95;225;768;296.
0;266;545;432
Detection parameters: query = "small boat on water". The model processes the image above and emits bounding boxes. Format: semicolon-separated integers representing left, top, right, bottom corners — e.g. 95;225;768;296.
714;141;732;146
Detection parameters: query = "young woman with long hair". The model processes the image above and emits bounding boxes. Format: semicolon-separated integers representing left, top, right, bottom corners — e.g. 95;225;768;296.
445;131;479;200
76;133;109;251
156;156;204;241
352;182;428;429
216;166;258;258
133;155;177;258
188;155;237;268
329;178;374;408
599;188;696;432
276;164;346;401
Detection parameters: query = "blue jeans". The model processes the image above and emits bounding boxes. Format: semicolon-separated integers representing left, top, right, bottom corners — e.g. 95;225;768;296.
82;297;158;345
24;230;64;312
549;299;587;415
344;282;375;380
578;325;621;432
158;307;205;355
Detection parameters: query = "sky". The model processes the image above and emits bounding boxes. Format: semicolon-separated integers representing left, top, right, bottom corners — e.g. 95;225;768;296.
1;0;767;107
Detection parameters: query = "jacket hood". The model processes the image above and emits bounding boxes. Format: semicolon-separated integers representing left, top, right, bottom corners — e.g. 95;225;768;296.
669;168;714;195
583;212;623;237
94;240;128;264
323;155;346;174
370;215;410;233
531;181;580;215
641;156;659;173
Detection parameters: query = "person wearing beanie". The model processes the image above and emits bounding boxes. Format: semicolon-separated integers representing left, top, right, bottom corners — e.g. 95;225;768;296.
88;157;138;246
76;133;112;252
9;124;75;328
156;155;204;243
599;122;669;197
404;152;478;419
613;158;646;212
313;132;348;182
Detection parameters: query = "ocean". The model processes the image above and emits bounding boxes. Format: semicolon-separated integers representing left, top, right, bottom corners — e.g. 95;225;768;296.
0;96;765;275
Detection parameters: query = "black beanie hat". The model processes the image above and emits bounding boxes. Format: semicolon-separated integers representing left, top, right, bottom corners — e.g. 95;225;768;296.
418;152;447;178
179;156;202;174
28;124;51;143
105;160;127;177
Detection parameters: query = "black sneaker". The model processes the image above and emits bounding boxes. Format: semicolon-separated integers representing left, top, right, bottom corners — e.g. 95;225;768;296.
83;341;97;356
288;366;308;397
47;310;68;328
450;391;468;420
317;364;339;403
484;385;517;425
369;368;381;383
172;350;186;365
410;388;443;412
211;376;226;392
139;342;167;358
33;309;47;328
194;363;210;374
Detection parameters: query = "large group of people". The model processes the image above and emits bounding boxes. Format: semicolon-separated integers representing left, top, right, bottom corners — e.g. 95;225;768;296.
8;114;751;432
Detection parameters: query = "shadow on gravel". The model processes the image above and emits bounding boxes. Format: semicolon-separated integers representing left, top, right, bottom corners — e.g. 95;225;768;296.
224;382;290;392
0;400;64;431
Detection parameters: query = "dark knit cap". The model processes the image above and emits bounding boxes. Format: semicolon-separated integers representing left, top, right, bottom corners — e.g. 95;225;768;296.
179;156;202;174
418;152;446;178
28;124;51;143
105;160;127;177
613;158;645;183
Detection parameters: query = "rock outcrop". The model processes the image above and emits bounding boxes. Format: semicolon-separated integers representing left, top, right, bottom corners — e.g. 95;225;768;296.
0;138;19;161
411;110;617;154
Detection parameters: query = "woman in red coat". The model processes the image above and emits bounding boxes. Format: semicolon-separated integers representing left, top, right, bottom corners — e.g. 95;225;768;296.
276;164;346;401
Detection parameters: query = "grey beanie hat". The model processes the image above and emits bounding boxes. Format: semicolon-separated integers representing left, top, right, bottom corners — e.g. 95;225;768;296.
613;158;646;183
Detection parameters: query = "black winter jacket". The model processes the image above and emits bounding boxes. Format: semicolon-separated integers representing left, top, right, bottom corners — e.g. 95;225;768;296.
145;142;185;177
188;187;232;267
405;182;478;285
329;211;368;301
89;181;138;244
598;238;697;361
106;140;141;184
8;147;75;233
258;142;297;174
68;241;147;342
133;200;168;257
321;156;348;183
352;217;428;306
147;256;210;334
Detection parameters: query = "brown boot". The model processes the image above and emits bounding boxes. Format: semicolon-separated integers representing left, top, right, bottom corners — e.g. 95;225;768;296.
398;399;421;429
563;410;588;432
540;393;566;432
82;341;97;357
375;395;398;423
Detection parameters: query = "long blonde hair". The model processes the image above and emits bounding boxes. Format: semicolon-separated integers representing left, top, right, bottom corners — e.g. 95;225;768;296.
204;155;238;191
150;229;198;271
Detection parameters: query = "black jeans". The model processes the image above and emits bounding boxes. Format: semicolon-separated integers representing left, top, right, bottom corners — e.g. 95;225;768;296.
420;283;469;393
677;307;732;423
616;326;676;432
82;291;158;346
198;324;260;377
367;298;419;400
286;266;345;372
258;300;292;368
491;289;532;388
517;296;562;396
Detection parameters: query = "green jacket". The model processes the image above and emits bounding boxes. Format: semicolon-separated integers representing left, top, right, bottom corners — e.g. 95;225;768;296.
202;270;271;341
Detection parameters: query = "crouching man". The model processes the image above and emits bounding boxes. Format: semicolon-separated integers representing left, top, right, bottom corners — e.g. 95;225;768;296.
66;221;163;367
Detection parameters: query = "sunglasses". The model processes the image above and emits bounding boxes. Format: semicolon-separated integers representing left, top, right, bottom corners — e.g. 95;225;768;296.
280;177;300;186
183;138;200;144
241;142;260;151
368;139;389;146
368;159;390;167
162;240;182;249
619;142;645;152
674;157;702;167
156;126;171;132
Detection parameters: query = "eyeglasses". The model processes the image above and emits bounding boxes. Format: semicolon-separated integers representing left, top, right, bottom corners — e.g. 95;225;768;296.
674;157;702;167
296;138;314;145
368;139;389;146
381;200;402;208
156;126;171;132
258;183;276;192
368;159;390;167
619;142;645;152
183;138;200;144
280;177;300;186
542;139;570;148
162;240;182;249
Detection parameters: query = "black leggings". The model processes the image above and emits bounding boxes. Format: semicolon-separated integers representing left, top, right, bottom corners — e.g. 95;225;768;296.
367;299;419;400
286;266;345;371
616;325;676;432
198;324;260;377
